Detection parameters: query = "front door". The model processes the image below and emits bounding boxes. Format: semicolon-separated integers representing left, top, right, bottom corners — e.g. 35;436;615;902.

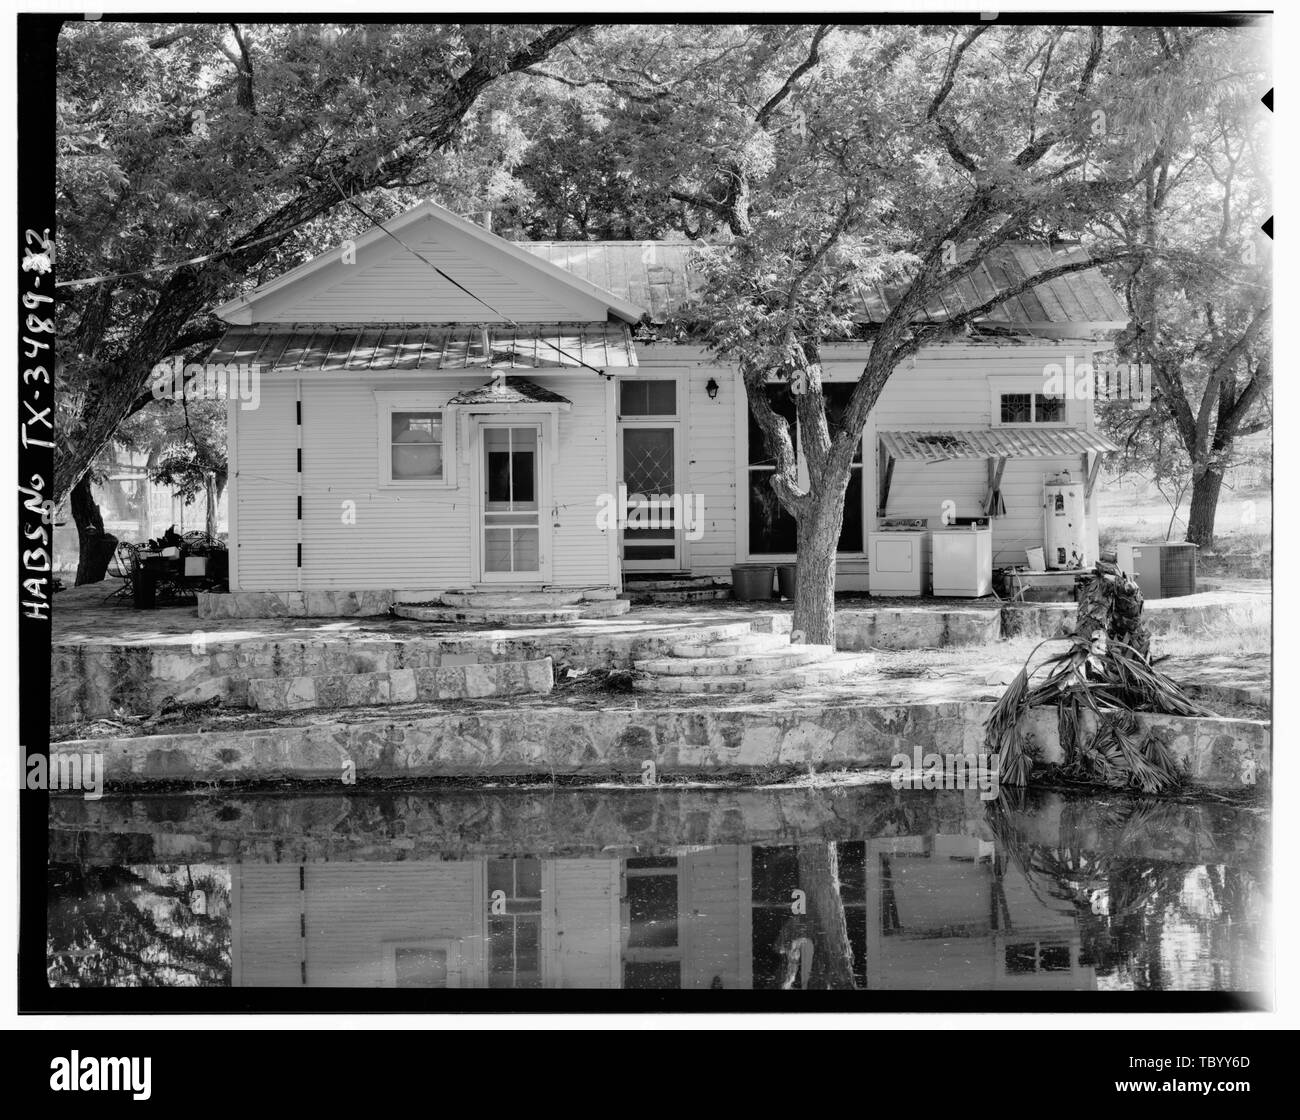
479;423;544;582
619;423;680;571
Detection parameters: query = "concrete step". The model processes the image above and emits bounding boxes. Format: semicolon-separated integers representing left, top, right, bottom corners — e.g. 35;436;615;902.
394;605;581;627
633;653;874;694
634;644;834;677
576;599;632;619
439;589;587;608
668;632;794;659
623;577;730;592
629;587;733;604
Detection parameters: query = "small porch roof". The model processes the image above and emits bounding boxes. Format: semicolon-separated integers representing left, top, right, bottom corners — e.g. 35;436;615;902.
878;427;1119;464
447;377;572;406
208;322;637;372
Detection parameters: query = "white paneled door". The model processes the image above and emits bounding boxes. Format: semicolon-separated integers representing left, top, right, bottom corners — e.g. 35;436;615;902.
478;422;545;582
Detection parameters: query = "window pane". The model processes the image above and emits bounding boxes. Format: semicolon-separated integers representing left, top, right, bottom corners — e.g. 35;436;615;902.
515;858;542;899
487;861;513;895
620;379;676;416
749;472;798;554
838;468;864;552
626;874;678;949
623;428;675;495
1035;394;1065;423
747;385;797;465
391;412;442;480
824;384;864;464
1040;943;1071;972
1000;393;1032;424
484;528;513;573
624;961;680;989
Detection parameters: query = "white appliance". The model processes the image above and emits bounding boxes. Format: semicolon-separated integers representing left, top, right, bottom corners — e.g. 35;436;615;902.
1043;474;1087;569
930;526;994;597
867;529;929;596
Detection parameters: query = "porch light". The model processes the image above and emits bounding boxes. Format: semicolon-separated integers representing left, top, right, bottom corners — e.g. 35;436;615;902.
706;377;719;400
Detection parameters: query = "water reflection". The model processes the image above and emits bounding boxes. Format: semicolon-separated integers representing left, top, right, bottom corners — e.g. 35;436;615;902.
47;786;1268;992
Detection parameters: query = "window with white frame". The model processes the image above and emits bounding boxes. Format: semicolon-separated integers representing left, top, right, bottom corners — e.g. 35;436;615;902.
375;394;454;486
989;378;1067;427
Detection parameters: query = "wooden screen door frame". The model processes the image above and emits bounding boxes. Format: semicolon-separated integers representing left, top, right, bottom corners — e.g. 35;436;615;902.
617;418;684;572
471;417;551;585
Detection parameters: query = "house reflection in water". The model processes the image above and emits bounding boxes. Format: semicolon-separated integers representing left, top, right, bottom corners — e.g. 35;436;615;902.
229;837;1093;990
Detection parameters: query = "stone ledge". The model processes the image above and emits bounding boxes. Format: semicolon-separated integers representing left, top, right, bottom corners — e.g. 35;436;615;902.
52;698;1269;792
246;657;554;711
197;589;394;619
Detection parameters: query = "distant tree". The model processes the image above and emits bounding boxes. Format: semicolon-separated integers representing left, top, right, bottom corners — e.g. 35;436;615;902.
1099;27;1271;549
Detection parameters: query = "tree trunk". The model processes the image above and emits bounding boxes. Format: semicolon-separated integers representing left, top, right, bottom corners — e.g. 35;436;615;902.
1186;463;1225;549
71;474;116;586
791;466;850;647
796;843;857;989
204;472;218;539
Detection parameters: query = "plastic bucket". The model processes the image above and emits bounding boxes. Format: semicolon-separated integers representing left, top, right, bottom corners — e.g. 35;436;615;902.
776;563;797;600
731;564;775;601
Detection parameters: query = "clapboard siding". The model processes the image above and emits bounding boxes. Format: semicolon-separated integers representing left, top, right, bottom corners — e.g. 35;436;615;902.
233;865;303;987
260;218;609;324
302;864;481;988
232;383;301;590
232;373;615;590
680;847;747;990
683;365;740;574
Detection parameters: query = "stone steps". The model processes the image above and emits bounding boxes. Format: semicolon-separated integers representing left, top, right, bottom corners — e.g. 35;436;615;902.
669;632;791;659
439;589;588;608
635;644;834;677
623;576;733;605
628;587;733;605
248;657;553;711
633;652;874;694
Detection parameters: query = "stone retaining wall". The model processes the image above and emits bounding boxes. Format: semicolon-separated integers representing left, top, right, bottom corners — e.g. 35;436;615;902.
248;658;553;711
52;699;1269;792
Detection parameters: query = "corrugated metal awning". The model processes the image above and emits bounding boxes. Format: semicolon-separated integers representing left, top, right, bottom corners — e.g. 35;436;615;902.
878;427;1119;463
207;323;637;372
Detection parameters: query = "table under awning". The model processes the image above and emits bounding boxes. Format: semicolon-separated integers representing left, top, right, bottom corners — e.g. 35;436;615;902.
876;427;1120;517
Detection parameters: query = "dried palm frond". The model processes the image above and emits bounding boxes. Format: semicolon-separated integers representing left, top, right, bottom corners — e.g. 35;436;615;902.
985;560;1211;793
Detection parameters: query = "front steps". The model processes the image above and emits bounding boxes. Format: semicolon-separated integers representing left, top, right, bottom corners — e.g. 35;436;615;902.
633;631;873;694
623;575;732;605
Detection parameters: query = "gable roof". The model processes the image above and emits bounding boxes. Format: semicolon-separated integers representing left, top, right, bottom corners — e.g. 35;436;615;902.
214;200;645;327
447;376;572;406
522;239;1128;330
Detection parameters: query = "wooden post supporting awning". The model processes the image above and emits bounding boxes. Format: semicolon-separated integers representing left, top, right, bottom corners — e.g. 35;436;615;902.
875;427;1120;518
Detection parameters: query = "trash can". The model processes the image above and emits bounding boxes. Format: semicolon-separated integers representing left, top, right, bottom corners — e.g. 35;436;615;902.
730;564;775;601
776;563;797;600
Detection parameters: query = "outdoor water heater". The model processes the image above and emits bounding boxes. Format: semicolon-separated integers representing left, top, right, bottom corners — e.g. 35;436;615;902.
1042;473;1086;569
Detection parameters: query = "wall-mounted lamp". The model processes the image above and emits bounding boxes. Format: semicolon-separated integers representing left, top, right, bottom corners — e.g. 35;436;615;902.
706;377;720;400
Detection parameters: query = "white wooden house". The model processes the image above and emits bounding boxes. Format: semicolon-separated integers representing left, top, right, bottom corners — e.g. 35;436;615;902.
212;200;1124;604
